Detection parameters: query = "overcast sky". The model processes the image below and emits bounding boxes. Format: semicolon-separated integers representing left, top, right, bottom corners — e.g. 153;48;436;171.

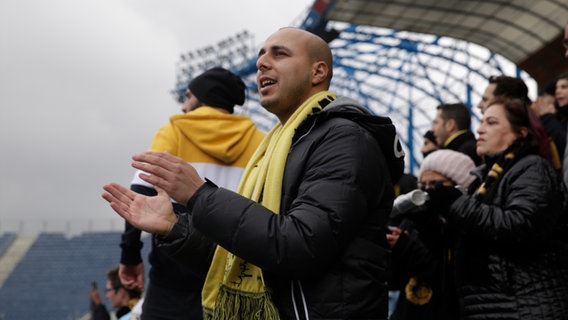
0;0;312;233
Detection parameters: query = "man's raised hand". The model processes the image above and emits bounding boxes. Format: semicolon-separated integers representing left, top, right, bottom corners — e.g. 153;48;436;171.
131;151;205;205
102;182;177;236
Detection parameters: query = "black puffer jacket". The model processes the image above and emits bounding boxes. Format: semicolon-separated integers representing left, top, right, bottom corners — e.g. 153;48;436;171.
158;97;405;319
449;155;568;320
444;131;483;166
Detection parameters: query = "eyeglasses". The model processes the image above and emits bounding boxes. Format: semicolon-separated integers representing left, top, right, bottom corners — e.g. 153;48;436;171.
105;286;121;293
418;179;453;190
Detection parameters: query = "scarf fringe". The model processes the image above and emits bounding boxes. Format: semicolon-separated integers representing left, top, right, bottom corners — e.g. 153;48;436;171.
203;285;280;320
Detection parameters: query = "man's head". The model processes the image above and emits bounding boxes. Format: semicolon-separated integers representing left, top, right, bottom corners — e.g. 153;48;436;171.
431;103;471;146
256;27;333;124
182;67;246;113
477;75;530;113
419;149;476;190
105;266;141;309
421;130;439;158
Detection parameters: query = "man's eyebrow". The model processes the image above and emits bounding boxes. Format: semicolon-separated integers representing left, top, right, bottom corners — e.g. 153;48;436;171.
258;45;291;57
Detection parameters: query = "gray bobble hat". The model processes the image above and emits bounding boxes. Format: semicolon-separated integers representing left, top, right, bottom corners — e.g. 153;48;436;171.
420;149;476;187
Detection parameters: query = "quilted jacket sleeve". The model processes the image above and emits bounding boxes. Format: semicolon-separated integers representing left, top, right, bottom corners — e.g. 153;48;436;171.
448;155;565;248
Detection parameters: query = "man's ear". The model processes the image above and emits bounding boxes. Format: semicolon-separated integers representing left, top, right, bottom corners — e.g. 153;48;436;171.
445;118;457;132
312;61;329;86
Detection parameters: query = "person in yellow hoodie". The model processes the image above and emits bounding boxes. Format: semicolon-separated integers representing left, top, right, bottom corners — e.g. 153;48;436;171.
118;67;265;320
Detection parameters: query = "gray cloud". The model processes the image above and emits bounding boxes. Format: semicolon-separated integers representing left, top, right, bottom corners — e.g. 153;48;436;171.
0;0;310;233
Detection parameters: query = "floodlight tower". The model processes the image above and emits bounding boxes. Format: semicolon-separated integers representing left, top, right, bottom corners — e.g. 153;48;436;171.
173;30;256;102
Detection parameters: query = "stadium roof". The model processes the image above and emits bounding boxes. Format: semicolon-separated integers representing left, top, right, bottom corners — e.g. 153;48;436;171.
317;0;568;84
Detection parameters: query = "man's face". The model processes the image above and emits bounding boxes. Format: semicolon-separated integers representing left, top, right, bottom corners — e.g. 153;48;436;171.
563;25;568;59
256;29;315;122
105;280;126;309
431;109;449;146
181;90;201;113
477;83;496;114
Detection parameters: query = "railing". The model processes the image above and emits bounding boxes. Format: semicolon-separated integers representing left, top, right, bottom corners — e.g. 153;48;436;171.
0;218;125;237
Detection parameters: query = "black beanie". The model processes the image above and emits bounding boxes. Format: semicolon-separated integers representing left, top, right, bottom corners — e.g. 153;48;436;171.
188;67;246;113
423;130;438;145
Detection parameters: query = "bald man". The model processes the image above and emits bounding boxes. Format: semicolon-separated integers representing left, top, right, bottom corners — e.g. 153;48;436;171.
103;27;404;319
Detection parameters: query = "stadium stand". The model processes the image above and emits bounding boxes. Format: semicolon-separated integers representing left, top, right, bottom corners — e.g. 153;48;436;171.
0;232;151;320
0;234;16;257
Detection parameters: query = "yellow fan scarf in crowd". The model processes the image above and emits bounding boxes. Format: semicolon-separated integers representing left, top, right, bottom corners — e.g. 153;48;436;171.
202;91;336;320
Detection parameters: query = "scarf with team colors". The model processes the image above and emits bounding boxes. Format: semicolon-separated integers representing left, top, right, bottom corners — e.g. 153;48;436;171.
202;91;336;320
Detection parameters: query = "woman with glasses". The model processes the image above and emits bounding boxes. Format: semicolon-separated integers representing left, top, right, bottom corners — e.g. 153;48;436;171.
387;149;476;320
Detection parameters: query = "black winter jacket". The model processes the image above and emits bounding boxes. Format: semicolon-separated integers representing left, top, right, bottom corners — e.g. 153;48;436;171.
539;113;567;159
449;155;568;320
444;131;482;166
388;211;459;320
158;97;405;320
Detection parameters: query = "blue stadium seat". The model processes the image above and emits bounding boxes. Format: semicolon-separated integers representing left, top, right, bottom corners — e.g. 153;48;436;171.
0;232;152;320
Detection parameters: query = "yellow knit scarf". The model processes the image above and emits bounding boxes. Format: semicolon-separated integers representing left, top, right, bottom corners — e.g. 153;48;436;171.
201;91;336;320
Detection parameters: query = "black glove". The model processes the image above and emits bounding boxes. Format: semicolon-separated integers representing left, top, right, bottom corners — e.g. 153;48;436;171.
425;182;463;215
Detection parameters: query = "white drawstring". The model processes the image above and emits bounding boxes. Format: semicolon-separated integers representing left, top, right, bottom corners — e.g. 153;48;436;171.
291;118;317;148
297;280;310;320
290;280;310;320
291;281;301;320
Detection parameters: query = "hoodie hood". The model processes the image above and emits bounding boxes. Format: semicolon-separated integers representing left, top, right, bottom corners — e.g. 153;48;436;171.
307;97;406;183
169;106;263;164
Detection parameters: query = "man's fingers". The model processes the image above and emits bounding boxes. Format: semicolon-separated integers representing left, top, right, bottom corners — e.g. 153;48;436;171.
154;184;170;197
108;201;132;221
132;151;176;170
102;183;136;220
122;281;138;290
103;183;134;201
101;186;122;206
103;185;131;207
135;170;177;197
132;160;172;186
121;279;135;286
136;277;145;291
132;151;187;177
133;150;176;162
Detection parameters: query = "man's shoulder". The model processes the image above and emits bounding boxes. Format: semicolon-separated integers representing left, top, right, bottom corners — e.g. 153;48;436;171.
305;97;405;181
444;131;482;165
445;131;475;150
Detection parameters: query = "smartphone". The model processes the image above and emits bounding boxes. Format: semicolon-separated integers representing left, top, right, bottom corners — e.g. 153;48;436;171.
91;281;97;289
